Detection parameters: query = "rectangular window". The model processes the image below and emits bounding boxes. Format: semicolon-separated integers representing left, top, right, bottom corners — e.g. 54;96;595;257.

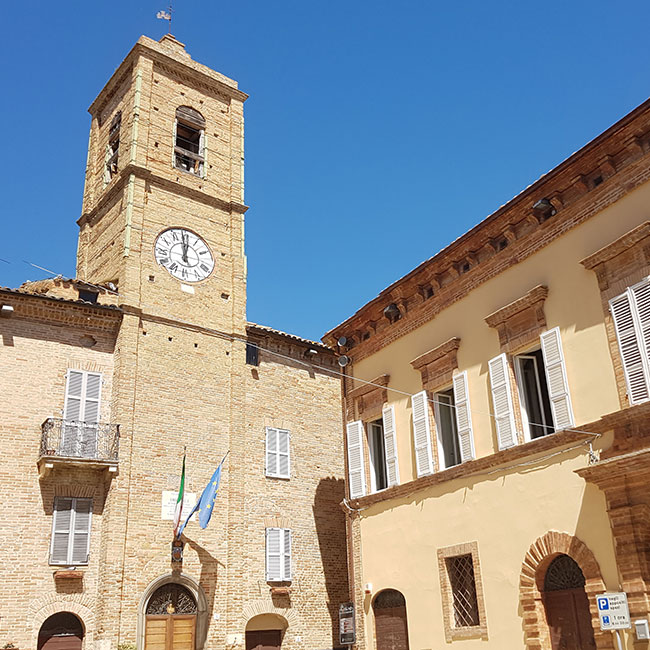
62;370;102;458
447;554;480;627
610;278;650;404
434;389;461;469
50;497;92;565
174;113;205;176
265;528;291;582
515;349;554;439
437;541;487;642
266;427;290;479
105;111;121;184
246;342;259;366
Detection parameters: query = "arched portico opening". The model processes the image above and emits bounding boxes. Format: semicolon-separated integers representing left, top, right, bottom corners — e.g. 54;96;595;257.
38;612;84;650
372;589;410;650
245;613;288;650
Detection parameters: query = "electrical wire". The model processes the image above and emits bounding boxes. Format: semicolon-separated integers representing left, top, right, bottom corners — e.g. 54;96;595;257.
4;258;606;439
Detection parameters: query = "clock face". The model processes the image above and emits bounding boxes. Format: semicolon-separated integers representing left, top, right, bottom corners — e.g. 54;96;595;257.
154;228;214;283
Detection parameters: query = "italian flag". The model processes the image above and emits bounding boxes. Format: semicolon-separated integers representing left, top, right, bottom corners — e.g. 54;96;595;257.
173;454;186;538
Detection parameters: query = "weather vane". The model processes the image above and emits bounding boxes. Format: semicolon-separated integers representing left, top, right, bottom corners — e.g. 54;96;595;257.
156;2;173;34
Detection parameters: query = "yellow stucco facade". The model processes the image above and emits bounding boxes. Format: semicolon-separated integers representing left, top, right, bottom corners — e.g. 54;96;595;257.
325;97;650;650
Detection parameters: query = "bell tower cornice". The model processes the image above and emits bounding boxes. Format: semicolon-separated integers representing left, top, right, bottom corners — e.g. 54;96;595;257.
89;35;247;118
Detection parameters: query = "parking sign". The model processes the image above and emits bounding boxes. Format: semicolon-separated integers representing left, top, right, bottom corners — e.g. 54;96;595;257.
596;593;630;630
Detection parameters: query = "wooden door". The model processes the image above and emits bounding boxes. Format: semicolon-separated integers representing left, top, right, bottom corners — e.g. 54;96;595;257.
245;630;282;650
375;605;410;650
544;589;596;650
145;615;196;650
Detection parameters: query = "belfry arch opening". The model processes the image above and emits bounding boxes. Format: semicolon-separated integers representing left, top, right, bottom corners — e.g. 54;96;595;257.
372;589;410;650
38;612;84;650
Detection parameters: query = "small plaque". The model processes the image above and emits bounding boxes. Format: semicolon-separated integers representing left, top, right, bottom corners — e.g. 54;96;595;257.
161;491;197;521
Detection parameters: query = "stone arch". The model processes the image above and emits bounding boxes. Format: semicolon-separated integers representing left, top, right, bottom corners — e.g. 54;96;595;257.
31;599;95;650
245;613;289;632
519;531;614;650
137;572;208;650
240;599;299;629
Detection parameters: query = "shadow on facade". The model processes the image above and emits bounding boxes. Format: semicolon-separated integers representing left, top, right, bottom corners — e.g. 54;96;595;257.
183;536;221;624
313;476;349;644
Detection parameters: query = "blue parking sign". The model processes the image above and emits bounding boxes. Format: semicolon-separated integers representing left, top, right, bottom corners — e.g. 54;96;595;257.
598;598;609;610
602;615;610;625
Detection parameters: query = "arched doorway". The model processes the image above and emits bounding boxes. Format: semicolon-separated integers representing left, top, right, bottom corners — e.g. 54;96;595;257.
542;554;597;650
144;583;197;650
245;613;288;650
373;589;410;650
38;612;84;650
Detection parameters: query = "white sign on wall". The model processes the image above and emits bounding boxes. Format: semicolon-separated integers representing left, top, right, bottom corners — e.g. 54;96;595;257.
596;592;631;630
161;491;198;522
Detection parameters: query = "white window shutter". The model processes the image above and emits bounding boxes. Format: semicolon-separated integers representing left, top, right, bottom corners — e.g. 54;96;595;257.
84;373;102;423
265;428;278;476
266;528;282;581
488;354;518;449
411;391;434;476
540;328;575;430
50;498;73;564
452;372;475;462
381;405;400;487
278;429;290;478
282;529;292;581
71;499;92;564
346;421;367;499
611;289;650;404
64;371;84;421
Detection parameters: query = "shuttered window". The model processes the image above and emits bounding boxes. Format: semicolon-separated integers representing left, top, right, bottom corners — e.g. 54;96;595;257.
50;497;92;565
488;354;518;449
265;528;291;582
452;372;475;462
540;328;574;431
346;421;367;499
381;405;400;487
411;391;434;476
62;370;102;458
610;279;650;404
265;427;290;479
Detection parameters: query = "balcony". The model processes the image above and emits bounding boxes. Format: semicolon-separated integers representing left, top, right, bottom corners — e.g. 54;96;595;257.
38;418;119;475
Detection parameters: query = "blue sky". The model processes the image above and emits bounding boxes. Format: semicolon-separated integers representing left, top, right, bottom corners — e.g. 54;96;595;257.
2;1;650;341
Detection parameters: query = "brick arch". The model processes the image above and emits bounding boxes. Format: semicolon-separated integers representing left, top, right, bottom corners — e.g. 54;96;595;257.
31;599;95;650
519;531;614;650
240;599;299;628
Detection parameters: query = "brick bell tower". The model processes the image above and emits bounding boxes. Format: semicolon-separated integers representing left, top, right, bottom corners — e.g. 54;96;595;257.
76;34;248;335
76;36;252;647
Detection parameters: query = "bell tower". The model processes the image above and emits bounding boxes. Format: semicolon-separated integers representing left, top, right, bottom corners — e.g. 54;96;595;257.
76;34;248;334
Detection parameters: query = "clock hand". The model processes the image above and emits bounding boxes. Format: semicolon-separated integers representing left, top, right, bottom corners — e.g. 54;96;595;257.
181;233;189;264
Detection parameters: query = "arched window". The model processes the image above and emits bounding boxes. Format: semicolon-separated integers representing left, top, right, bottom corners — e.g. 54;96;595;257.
146;583;197;615
174;106;205;177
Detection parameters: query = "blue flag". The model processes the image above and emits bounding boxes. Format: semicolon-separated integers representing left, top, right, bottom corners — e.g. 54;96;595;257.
177;455;226;538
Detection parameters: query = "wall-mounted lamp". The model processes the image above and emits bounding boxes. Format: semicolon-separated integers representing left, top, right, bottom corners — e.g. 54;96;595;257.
1;304;14;318
338;355;350;367
532;198;557;221
364;582;373;594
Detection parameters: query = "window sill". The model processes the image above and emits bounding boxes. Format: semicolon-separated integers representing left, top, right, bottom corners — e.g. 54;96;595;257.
445;624;488;642
265;474;290;481
53;569;84;579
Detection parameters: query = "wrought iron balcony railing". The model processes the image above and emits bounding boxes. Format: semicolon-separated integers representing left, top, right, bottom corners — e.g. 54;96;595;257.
40;418;120;464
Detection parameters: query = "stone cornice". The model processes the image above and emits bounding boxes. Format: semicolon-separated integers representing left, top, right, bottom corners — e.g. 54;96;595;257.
581;221;650;269
89;36;247;116
575;447;650;484
0;290;122;333
348;374;390;400
410;338;460;390
77;163;249;227
324;99;650;359
485;285;548;327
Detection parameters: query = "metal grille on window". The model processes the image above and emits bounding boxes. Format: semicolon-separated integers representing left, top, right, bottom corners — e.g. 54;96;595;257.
447;554;480;627
146;584;197;615
543;554;586;591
